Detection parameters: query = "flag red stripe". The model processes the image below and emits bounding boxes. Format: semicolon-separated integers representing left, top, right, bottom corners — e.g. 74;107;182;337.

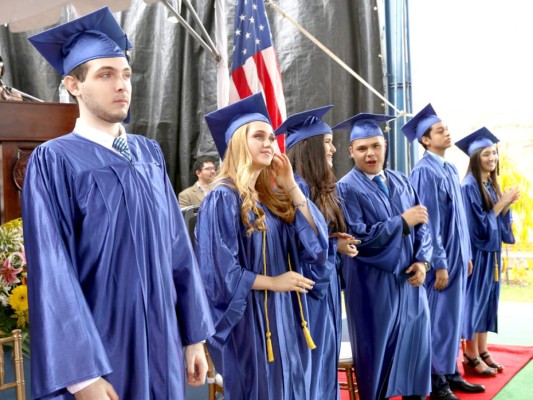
225;0;287;152
261;47;286;120
253;51;285;152
231;67;253;99
253;52;283;130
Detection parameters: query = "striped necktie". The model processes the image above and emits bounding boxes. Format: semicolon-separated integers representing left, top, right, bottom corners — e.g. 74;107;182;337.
372;174;390;198
112;136;132;162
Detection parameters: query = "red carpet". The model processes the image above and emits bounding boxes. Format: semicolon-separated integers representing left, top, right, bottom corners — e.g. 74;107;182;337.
339;344;533;400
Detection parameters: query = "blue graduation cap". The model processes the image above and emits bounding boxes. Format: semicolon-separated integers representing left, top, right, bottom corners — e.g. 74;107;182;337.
274;105;333;149
401;103;442;142
455;127;500;156
28;7;131;76
205;93;272;157
332;113;395;142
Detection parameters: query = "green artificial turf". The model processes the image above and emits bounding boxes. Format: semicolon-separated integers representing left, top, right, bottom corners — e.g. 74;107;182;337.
494;360;533;400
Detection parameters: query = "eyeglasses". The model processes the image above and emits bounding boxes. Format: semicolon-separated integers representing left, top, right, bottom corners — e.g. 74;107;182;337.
202;167;216;172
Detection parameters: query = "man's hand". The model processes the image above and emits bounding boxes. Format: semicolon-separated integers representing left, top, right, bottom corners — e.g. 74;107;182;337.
74;378;118;400
434;268;449;291
331;233;359;258
185;342;208;387
405;262;426;287
401;205;428;227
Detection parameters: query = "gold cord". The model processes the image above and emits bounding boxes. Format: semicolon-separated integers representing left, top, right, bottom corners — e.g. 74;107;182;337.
287;255;316;350
262;231;274;362
494;253;499;282
262;231;317;364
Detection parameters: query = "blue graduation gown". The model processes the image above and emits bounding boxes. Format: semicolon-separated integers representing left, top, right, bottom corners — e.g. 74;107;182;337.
461;174;514;338
22;133;214;400
295;175;342;400
195;183;329;400
337;168;432;400
409;153;471;375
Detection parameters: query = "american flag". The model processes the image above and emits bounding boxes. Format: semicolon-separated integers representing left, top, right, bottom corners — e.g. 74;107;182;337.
229;0;287;151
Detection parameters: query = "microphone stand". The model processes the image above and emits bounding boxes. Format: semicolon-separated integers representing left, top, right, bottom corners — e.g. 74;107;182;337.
0;79;43;102
10;87;44;102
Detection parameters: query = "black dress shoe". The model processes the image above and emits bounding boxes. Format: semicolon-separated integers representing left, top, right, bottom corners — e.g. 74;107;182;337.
429;389;459;400
448;379;485;393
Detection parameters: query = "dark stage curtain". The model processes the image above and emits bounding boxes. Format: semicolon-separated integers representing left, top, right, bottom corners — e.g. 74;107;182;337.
0;0;385;192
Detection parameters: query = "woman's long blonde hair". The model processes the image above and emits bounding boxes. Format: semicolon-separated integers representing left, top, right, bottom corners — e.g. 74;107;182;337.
213;123;296;235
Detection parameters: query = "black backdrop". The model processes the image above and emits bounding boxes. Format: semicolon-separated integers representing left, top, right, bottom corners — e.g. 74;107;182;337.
0;0;386;193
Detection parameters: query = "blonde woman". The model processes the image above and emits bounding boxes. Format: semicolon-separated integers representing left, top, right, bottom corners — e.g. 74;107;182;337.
196;93;329;400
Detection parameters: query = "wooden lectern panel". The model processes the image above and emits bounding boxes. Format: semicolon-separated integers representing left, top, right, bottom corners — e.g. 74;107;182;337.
0;101;79;223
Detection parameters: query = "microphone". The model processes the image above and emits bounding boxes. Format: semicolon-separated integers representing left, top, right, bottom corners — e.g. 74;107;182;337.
0;79;43;102
10;87;44;102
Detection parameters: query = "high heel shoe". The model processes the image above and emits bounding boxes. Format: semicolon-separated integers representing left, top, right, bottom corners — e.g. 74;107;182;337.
480;351;504;373
463;353;498;377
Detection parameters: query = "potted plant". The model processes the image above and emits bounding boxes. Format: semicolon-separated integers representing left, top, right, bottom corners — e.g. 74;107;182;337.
0;218;29;353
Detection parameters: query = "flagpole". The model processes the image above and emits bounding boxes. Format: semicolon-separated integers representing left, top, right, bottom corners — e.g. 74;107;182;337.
159;0;219;60
181;0;220;60
214;0;229;108
265;1;403;116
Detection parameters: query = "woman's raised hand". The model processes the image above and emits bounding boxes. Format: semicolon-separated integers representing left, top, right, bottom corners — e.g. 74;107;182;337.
270;153;296;191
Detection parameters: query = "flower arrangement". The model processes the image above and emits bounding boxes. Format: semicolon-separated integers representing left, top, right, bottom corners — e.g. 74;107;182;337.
0;218;29;353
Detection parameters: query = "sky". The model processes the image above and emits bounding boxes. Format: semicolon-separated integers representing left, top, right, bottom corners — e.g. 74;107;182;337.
408;0;533;177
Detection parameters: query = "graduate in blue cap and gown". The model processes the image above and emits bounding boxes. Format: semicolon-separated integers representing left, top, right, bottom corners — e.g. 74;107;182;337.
196;93;329;400
335;113;432;400
22;7;214;399
456;127;518;374
402;104;485;399
276;106;359;400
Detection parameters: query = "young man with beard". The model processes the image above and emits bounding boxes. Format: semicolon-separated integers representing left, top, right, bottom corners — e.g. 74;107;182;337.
22;7;214;399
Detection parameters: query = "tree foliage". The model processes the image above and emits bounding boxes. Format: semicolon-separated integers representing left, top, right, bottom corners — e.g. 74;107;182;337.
499;145;533;251
498;144;533;288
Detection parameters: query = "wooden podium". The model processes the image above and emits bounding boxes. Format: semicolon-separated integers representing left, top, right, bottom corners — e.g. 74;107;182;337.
0;101;79;223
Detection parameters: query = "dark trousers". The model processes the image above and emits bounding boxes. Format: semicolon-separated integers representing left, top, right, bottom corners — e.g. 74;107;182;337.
431;374;451;392
445;369;464;383
380;395;425;400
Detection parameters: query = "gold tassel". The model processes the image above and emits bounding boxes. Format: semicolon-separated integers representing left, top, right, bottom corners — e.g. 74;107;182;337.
266;331;274;362
262;231;274;362
288;255;316;350
494;253;499;282
302;321;316;349
262;232;318;361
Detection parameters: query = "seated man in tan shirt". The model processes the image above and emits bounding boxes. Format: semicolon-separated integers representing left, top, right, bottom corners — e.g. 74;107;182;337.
179;155;218;207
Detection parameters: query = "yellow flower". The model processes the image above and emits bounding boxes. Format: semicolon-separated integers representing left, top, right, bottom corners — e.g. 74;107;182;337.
9;284;28;312
1;218;22;231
